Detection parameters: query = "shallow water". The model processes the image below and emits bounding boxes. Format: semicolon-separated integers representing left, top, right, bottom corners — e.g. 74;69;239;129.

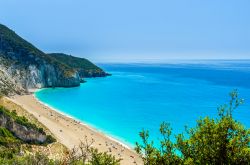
35;61;250;147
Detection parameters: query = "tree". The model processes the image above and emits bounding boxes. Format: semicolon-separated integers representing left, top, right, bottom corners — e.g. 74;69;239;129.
135;90;250;164
63;137;121;165
88;148;120;165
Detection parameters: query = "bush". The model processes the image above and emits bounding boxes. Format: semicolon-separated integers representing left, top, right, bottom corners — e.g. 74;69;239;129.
89;148;120;165
45;135;56;144
0;151;58;165
0;106;55;145
0;106;45;134
64;138;121;165
135;90;250;165
0;127;19;146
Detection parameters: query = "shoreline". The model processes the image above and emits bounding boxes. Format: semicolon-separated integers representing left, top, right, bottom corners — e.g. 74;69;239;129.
32;92;133;150
8;93;142;165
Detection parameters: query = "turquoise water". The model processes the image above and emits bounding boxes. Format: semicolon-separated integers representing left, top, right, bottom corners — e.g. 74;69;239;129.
35;61;250;147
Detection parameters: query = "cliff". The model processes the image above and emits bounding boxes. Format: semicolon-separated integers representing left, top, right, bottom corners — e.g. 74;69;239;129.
0;105;53;144
0;24;108;95
0;113;46;143
48;53;110;78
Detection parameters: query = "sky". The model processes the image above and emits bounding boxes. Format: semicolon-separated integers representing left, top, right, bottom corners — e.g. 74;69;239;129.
0;0;249;62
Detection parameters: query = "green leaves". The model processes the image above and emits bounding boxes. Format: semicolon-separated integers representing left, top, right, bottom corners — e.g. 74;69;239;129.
135;90;250;164
88;148;120;165
135;129;156;165
47;53;107;78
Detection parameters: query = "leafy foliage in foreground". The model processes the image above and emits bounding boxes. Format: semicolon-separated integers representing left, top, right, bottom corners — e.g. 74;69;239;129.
0;139;120;165
0;150;58;165
135;90;250;165
0;127;20;146
63;138;120;165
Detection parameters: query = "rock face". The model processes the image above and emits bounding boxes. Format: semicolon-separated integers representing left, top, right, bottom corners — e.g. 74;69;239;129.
21;63;80;89
0;60;26;95
0;24;107;95
0;55;80;95
0;112;46;143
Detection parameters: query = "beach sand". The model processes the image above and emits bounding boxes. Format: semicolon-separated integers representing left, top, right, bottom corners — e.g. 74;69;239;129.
8;94;143;165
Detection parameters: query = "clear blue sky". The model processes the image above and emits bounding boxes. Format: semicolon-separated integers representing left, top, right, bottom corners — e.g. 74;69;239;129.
0;0;249;62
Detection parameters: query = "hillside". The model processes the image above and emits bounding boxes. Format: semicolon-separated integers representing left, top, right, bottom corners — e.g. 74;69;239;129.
0;105;55;144
0;97;120;164
0;97;68;164
48;53;109;77
0;24;108;95
0;98;57;161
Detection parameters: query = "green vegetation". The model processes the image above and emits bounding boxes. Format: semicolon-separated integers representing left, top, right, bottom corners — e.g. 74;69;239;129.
0;23;110;96
0;127;22;161
0;24;108;80
0;106;55;144
0;136;120;165
0;146;120;165
135;90;250;164
0;105;120;165
48;53;108;78
0;153;59;165
63;139;120;165
88;148;120;165
0;24;45;59
0;106;55;164
1;86;249;164
0;127;20;146
0;107;42;133
0;24;73;72
0;149;57;165
0;24;75;77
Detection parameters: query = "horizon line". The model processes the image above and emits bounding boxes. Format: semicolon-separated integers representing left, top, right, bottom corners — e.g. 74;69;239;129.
95;58;250;64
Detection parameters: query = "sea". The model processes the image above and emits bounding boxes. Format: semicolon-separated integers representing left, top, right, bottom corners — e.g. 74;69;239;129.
35;60;250;147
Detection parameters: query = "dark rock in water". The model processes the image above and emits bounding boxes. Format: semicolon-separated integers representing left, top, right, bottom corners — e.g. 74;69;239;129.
106;73;112;76
80;78;86;83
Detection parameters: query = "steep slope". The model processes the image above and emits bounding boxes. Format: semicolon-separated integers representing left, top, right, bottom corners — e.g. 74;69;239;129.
48;53;109;77
0;24;108;95
0;105;55;144
0;24;80;95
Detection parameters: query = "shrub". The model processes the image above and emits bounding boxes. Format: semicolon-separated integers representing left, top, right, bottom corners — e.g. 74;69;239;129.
45;135;56;144
89;148;120;165
64;138;121;165
0;106;45;134
135;90;250;165
0;127;20;146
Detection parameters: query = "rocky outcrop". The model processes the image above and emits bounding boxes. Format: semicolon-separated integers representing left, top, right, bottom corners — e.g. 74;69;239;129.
47;53;110;78
77;68;110;78
0;112;46;143
0;24;100;95
0;24;110;95
0;54;80;95
21;63;80;89
0;61;25;95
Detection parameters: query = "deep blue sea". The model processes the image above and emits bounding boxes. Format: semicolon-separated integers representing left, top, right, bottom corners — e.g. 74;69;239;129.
35;60;250;147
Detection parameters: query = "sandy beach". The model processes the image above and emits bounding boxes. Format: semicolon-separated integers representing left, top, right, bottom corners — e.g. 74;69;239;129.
8;94;142;165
